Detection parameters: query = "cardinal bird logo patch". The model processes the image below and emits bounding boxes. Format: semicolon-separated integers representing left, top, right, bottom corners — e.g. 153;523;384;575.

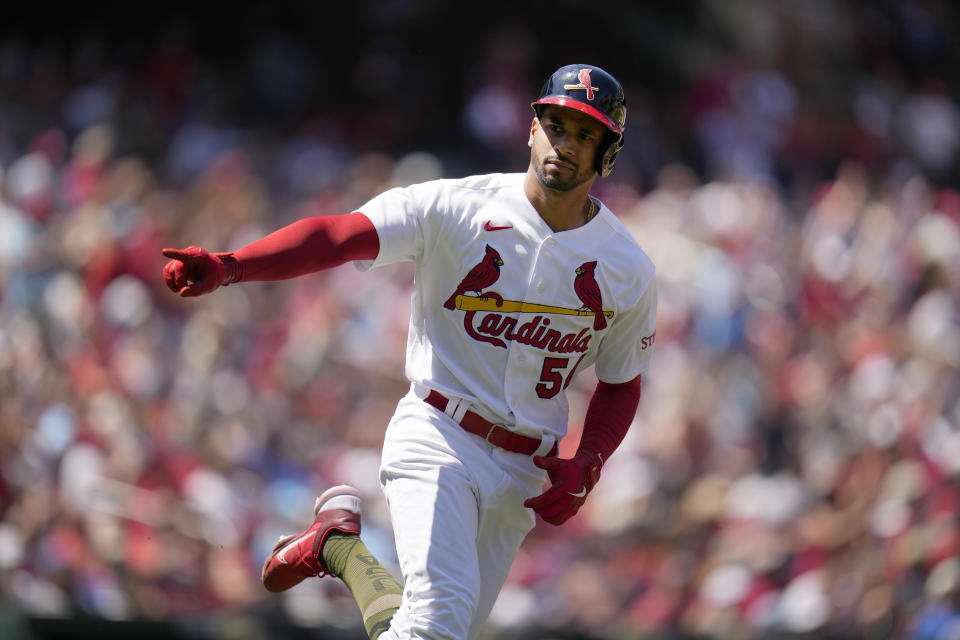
443;245;504;310
574;261;606;330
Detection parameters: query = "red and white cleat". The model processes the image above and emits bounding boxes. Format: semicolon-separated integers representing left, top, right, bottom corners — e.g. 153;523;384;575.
261;484;362;593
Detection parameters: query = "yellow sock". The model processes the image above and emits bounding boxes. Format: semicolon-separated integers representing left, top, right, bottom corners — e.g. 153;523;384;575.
323;533;402;639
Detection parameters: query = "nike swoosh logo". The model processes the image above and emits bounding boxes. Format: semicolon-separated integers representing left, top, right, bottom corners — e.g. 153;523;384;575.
484;221;513;231
569;488;587;498
277;530;317;564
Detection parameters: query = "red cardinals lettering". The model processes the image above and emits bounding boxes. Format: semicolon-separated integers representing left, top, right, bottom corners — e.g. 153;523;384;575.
574;260;606;330
444;245;504;310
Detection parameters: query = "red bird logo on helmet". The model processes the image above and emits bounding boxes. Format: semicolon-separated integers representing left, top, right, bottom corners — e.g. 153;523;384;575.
574;260;606;330
564;68;598;101
444;245;504;310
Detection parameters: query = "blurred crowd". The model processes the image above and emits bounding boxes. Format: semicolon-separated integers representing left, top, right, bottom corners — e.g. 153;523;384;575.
2;2;960;639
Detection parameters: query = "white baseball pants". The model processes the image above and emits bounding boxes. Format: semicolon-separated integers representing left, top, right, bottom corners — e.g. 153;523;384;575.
377;386;547;640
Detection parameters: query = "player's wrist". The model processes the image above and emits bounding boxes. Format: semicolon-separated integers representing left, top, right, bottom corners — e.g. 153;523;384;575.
573;449;603;491
215;252;242;285
575;448;603;468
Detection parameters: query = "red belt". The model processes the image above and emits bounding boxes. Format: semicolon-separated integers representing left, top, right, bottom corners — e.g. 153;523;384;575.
423;390;554;456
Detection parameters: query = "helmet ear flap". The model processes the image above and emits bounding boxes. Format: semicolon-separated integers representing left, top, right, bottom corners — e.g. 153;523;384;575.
598;133;623;177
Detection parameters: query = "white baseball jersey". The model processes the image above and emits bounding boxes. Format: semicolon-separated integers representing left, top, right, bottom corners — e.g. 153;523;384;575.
356;172;657;442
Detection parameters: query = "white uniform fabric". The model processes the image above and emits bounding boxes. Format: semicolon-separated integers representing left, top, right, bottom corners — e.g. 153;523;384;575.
356;172;657;639
378;389;546;640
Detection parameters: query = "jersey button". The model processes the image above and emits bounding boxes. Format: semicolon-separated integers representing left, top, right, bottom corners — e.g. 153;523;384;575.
537;282;546;293
546;239;557;248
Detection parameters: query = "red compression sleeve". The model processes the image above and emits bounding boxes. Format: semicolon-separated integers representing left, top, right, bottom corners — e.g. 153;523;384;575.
229;213;379;282
577;374;642;465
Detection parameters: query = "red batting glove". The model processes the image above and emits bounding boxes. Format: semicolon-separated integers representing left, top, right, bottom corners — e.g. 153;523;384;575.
161;246;240;297
524;450;602;526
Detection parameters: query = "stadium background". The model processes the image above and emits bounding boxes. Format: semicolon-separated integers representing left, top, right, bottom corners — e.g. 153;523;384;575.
1;1;959;638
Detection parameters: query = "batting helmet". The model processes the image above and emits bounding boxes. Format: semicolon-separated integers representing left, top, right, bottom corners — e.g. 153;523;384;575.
531;64;627;177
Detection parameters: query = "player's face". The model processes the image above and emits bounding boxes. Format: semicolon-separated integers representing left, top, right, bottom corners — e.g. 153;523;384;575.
528;106;604;192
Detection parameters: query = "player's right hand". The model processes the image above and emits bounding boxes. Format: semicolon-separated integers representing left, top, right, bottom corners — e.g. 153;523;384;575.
162;246;232;297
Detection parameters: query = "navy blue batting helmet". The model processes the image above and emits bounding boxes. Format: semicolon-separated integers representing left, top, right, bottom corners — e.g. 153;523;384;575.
531;64;627;177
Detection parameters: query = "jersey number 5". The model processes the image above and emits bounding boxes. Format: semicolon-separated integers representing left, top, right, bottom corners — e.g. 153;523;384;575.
536;355;587;399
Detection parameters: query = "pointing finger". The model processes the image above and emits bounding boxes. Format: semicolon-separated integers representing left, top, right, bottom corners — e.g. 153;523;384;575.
162;248;190;260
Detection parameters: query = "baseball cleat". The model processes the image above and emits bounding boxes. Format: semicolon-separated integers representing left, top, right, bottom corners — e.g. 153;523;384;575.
261;484;362;593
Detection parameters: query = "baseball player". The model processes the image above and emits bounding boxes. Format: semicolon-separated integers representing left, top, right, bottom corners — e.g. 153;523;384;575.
161;63;656;639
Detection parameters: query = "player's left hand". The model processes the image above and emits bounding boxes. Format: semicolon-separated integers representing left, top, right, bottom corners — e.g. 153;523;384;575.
524;451;602;525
